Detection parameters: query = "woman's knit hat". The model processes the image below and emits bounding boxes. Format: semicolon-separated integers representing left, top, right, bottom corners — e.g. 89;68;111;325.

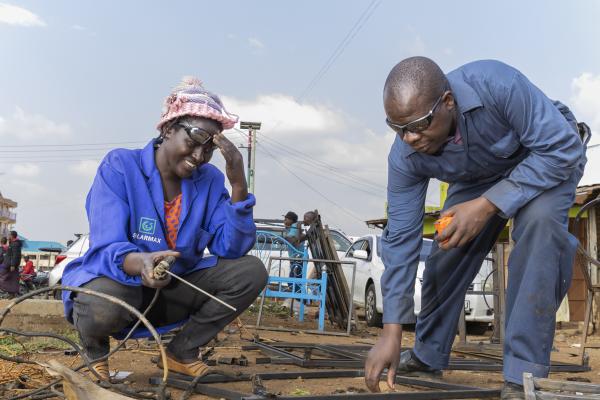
157;76;238;132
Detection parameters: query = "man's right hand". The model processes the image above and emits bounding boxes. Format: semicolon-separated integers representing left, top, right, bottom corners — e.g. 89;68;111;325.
364;324;403;392
123;251;180;289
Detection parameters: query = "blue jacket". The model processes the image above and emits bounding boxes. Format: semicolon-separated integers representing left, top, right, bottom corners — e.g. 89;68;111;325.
381;60;586;324
62;140;257;321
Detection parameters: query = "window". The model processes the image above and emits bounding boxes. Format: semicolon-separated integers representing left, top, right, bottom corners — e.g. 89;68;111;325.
346;240;366;258
329;231;351;252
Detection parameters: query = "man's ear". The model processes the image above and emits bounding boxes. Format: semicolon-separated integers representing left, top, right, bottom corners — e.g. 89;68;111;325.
443;91;455;110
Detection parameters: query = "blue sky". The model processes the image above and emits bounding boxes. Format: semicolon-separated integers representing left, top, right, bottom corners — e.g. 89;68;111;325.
1;1;599;243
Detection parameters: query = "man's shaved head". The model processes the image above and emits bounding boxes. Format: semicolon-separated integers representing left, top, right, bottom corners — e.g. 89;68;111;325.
384;56;448;106
383;57;457;155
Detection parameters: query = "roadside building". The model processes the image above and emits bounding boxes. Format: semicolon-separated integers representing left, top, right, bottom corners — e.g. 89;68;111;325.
0;191;17;238
20;238;65;271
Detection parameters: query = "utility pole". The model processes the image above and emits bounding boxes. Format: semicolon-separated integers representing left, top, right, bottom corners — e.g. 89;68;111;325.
239;121;261;194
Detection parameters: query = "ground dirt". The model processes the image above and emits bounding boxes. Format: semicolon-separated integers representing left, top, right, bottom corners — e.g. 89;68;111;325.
2;300;600;399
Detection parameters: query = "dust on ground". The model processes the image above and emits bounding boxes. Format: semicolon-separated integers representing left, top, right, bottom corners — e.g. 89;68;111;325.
1;300;600;399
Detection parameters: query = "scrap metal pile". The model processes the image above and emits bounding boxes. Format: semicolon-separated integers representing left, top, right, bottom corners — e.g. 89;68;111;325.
305;211;352;329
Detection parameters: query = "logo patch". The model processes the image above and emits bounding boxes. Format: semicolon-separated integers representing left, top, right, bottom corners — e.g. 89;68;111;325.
139;217;157;235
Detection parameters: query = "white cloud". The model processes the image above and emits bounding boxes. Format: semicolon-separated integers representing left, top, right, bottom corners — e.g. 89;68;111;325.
11;163;40;177
248;37;265;50
69;160;100;177
0;3;45;27
0;107;71;140
570;72;600;146
223;94;345;136
71;24;85;30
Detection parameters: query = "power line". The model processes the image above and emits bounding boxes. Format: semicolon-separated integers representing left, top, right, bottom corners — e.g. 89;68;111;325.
235;127;386;191
255;144;365;223
0;140;146;148
297;0;381;102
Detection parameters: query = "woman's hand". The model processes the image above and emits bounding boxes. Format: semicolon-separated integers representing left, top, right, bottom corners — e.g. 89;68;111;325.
212;133;248;202
123;250;180;289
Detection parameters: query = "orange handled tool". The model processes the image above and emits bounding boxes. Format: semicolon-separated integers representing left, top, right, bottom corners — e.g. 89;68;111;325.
434;215;453;244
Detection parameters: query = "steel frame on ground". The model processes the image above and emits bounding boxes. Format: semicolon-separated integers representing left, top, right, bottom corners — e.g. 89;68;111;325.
150;369;500;400
246;342;591;373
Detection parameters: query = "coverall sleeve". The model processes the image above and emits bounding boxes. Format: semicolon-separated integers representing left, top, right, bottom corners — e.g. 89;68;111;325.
483;72;583;218
85;159;141;284
380;147;428;324
206;177;257;258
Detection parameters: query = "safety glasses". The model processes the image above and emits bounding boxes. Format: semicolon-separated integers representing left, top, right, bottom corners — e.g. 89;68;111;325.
386;92;445;138
176;123;217;152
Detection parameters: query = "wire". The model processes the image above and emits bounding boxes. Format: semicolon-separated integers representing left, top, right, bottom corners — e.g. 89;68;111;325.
0;141;146;148
297;0;382;102
255;144;365;223
234;127;386;192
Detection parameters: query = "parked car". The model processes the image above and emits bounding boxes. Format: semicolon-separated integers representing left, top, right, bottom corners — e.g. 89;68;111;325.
340;234;494;329
48;234;90;298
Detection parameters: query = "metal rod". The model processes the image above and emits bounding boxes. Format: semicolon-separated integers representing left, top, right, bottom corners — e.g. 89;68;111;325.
163;270;237;312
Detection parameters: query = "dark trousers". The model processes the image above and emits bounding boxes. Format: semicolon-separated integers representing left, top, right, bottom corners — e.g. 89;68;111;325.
414;164;584;384
72;255;267;361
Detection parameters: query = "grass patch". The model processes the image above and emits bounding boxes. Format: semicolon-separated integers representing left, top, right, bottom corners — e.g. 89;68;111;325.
0;329;80;356
245;299;291;318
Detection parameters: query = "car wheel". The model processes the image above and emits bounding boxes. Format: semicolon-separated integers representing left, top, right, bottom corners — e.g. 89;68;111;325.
365;283;383;327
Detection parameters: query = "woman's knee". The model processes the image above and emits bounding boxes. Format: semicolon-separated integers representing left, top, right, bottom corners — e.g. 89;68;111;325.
241;255;269;291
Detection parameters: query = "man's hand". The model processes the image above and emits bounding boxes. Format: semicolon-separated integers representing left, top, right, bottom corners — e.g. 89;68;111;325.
437;197;499;250
123;251;180;289
213;133;248;203
365;324;402;392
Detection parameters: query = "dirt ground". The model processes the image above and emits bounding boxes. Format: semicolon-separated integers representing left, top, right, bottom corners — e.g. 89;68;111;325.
2;301;600;399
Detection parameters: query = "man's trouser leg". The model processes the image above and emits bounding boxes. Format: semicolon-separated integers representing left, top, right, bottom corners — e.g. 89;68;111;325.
413;180;507;370
503;168;581;384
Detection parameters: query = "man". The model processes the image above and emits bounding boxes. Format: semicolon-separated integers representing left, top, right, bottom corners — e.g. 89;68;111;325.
3;231;22;298
21;255;36;291
282;211;303;279
364;57;588;399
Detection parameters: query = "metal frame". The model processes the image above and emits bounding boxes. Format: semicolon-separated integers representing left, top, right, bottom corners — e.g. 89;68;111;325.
150;369;500;400
256;256;357;335
245;342;590;373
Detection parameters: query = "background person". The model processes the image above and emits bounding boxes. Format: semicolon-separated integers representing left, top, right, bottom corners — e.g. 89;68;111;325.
0;236;19;297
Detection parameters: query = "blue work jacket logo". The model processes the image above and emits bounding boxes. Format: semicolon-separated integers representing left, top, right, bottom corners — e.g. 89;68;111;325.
139;217;157;235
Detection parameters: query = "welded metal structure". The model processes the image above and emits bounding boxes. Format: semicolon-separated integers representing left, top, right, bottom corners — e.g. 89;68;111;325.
305;211;352;329
150;369;501;399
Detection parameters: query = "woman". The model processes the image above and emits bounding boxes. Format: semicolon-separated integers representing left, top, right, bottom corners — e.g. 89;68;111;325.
62;77;268;379
0;236;19;298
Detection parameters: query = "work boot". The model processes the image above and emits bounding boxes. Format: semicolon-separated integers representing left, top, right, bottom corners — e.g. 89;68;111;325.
501;382;525;399
396;350;442;376
158;354;210;378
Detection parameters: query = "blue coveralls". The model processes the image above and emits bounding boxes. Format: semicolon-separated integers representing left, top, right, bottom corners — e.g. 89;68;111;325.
62;139;257;322
380;60;588;384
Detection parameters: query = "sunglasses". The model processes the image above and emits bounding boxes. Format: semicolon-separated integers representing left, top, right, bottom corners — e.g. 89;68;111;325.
175;123;218;152
386;92;446;138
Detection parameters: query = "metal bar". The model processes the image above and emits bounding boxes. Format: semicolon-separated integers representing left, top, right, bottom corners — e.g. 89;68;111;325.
347;260;357;335
164;269;236;311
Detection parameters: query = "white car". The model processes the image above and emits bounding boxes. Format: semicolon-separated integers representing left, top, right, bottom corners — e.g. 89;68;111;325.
48;233;90;298
341;234;494;328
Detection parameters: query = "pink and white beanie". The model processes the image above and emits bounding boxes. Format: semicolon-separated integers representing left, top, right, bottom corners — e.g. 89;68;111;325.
157;76;238;132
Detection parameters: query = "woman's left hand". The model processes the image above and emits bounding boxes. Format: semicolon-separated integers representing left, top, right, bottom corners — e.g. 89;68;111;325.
213;133;248;202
